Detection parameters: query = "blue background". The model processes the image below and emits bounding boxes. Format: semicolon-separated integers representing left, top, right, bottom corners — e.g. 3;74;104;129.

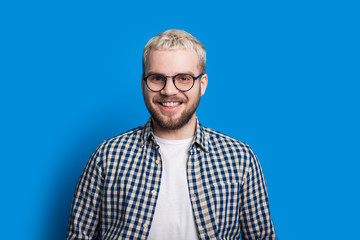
1;0;359;239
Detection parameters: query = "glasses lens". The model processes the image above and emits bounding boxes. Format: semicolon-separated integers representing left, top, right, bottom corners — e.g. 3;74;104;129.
147;74;165;91
174;74;194;91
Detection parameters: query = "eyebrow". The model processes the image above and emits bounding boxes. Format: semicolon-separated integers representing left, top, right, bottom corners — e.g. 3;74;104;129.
146;71;196;76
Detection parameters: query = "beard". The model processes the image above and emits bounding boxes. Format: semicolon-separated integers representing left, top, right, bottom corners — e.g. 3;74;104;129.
144;95;201;130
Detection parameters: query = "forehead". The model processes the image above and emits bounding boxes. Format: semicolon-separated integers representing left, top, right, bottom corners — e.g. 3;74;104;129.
147;49;200;74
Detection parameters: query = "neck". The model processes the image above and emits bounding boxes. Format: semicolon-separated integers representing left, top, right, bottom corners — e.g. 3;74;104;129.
152;115;197;140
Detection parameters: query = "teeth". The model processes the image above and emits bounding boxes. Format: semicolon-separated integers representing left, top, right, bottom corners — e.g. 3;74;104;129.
162;102;180;107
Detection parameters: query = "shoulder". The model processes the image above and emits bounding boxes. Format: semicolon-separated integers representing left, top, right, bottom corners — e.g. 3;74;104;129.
97;124;146;153
87;124;147;170
199;125;263;183
202;125;251;151
200;125;258;164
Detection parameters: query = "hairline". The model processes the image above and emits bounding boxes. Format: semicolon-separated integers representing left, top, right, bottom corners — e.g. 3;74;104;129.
142;30;206;75
144;47;203;75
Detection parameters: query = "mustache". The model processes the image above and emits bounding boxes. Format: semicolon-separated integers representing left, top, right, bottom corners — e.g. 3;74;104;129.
153;96;186;102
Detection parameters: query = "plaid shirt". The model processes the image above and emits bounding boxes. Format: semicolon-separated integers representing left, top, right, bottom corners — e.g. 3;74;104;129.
66;119;276;240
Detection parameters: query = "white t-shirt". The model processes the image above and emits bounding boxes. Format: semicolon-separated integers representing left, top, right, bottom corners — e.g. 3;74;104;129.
147;136;199;240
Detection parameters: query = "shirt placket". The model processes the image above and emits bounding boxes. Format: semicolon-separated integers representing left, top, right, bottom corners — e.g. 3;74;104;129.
187;146;218;240
139;140;163;239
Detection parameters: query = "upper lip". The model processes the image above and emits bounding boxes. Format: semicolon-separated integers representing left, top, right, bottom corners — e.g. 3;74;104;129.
156;98;184;104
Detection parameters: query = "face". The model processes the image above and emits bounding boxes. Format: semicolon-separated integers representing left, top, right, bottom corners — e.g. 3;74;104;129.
142;49;207;131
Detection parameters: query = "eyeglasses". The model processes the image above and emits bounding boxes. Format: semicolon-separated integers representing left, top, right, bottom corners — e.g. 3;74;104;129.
143;73;204;92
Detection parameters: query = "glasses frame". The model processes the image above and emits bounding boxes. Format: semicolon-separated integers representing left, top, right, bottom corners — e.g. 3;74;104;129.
143;73;204;92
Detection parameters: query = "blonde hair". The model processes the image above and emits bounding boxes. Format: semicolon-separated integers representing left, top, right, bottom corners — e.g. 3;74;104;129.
142;29;206;73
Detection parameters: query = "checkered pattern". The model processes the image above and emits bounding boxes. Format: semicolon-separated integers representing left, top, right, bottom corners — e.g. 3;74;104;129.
66;119;276;240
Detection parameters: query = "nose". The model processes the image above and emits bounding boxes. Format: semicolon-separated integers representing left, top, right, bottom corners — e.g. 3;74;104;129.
160;77;179;95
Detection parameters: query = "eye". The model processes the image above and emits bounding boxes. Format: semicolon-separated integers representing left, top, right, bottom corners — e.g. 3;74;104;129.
176;74;192;82
148;74;164;82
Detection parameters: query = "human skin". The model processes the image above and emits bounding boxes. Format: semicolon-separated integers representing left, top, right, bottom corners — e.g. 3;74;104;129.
142;49;208;140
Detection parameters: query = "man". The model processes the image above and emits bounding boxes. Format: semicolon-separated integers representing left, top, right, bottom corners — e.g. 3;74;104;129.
66;29;276;240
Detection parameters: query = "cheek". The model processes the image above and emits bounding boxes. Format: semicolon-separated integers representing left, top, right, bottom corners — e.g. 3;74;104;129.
196;82;203;96
142;87;148;100
143;89;154;103
186;90;201;103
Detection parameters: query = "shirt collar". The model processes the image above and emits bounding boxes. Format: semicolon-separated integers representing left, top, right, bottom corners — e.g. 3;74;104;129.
193;118;210;152
140;118;209;152
140;118;154;147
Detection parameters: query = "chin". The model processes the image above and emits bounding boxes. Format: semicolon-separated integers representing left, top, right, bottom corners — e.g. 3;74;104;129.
153;116;191;130
145;96;200;131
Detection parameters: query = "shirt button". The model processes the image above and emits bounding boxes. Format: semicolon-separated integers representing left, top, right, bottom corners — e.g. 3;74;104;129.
143;223;148;230
151;190;157;195
156;159;161;165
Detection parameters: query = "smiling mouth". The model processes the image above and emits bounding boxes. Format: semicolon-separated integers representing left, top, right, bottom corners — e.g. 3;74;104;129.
160;102;182;107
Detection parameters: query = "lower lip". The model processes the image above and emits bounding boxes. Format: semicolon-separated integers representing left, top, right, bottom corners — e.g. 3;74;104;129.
158;103;183;112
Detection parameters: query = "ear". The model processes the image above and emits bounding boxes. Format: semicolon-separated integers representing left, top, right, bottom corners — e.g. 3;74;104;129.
200;74;208;96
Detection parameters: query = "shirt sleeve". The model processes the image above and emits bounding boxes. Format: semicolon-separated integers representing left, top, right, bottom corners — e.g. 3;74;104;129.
66;145;105;240
239;149;276;240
